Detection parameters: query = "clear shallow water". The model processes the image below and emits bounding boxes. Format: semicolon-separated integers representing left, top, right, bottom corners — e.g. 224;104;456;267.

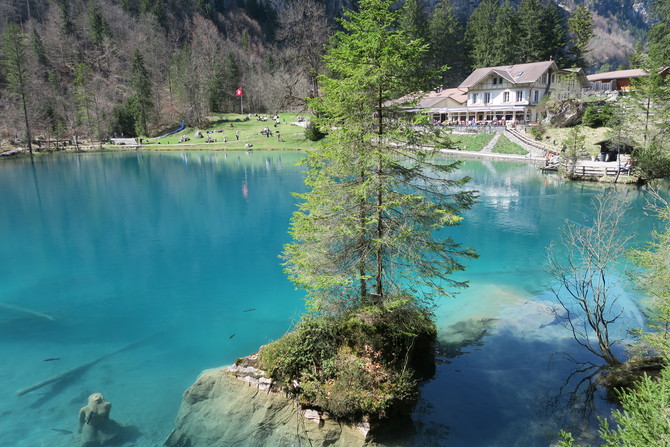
0;152;660;446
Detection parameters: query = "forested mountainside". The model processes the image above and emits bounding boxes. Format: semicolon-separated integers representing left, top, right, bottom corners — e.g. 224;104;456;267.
0;0;658;142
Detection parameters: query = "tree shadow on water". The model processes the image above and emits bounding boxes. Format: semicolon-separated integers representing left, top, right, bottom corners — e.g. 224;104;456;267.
369;318;498;446
539;352;607;442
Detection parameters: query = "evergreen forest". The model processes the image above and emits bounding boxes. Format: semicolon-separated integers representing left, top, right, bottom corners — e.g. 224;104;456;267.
0;0;658;144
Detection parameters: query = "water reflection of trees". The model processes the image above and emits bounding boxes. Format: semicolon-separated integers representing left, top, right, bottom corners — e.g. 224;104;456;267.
541;353;606;442
436;317;497;363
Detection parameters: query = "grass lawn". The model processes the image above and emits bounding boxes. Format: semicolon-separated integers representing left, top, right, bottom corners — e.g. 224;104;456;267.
448;133;495;151
135;113;317;151
492;135;528;155
531;125;611;154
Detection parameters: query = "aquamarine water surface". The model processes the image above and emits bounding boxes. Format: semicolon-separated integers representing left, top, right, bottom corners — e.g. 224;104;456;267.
0;151;659;446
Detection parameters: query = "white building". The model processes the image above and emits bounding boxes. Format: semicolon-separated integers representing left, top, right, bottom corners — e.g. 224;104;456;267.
423;61;588;124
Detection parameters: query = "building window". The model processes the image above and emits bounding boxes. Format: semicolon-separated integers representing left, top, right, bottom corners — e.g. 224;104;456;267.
503;91;510;102
542;73;548;84
472;93;478;103
484;92;491;104
516;90;523;101
492;78;497;85
533;90;539;103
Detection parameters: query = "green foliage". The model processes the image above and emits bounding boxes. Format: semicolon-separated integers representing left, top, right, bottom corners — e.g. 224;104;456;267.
2;22;33;154
259;315;343;384
304;121;326;141
581;103;616;128
557;430;574;447
492;0;518;67
129;50;153;136
632;142;670;181
258;302;436;419
562;125;585;170
398;0;428;44
648;0;670;65
283;0;477;313
629;202;670;358
598;363;670;446
464;0;500;68
528;124;546;140
30;28;47;67
88;2;111;45
427;0;463;85
110;102;136;137
567;4;594;67
465;0;568;69
73;63;92;129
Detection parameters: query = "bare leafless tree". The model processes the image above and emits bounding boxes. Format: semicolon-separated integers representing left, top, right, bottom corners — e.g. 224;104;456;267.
275;0;331;104
547;191;634;367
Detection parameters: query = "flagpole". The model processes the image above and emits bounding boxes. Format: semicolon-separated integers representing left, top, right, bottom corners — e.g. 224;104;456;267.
236;88;244;115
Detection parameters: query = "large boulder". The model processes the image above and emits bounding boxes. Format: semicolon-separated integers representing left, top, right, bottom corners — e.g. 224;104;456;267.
172;358;374;447
542;99;588;128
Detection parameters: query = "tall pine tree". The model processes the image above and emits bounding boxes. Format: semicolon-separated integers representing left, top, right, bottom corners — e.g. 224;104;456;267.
283;0;477;312
567;4;594;67
465;0;500;69
2;23;33;155
427;0;464;85
492;0;518;66
129;49;153;136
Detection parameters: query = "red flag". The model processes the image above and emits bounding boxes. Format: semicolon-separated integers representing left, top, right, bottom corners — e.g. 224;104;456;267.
235;88;243;97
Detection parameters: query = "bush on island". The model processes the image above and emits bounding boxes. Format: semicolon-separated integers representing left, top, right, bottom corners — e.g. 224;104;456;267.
258;298;436;420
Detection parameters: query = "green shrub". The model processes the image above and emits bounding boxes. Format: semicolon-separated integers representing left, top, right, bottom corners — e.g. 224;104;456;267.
257;299;436;420
598;362;670;446
581;102;616;128
258;315;341;384
300;348;417;419
304;121;327;141
528;124;546;141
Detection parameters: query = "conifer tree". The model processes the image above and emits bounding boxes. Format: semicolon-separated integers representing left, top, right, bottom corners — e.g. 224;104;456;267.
648;0;670;65
2;23;33;155
30;27;47;67
427;0;464;85
567;4;594;67
464;0;500;69
88;2;110;46
491;0;518;66
283;0;477;313
398;0;428;44
542;2;567;64
517;0;545;63
129;49;153;136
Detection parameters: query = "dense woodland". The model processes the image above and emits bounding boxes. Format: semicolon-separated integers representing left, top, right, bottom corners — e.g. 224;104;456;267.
0;0;660;144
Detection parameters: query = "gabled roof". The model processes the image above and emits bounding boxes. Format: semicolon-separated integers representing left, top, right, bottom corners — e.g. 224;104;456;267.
417;88;468;108
459;61;557;89
586;69;647;82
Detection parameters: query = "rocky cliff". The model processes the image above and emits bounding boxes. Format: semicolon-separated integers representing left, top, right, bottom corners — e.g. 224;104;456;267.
169;355;375;447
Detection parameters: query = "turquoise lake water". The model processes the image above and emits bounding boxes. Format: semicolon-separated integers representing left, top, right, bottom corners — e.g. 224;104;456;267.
0;151;661;446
